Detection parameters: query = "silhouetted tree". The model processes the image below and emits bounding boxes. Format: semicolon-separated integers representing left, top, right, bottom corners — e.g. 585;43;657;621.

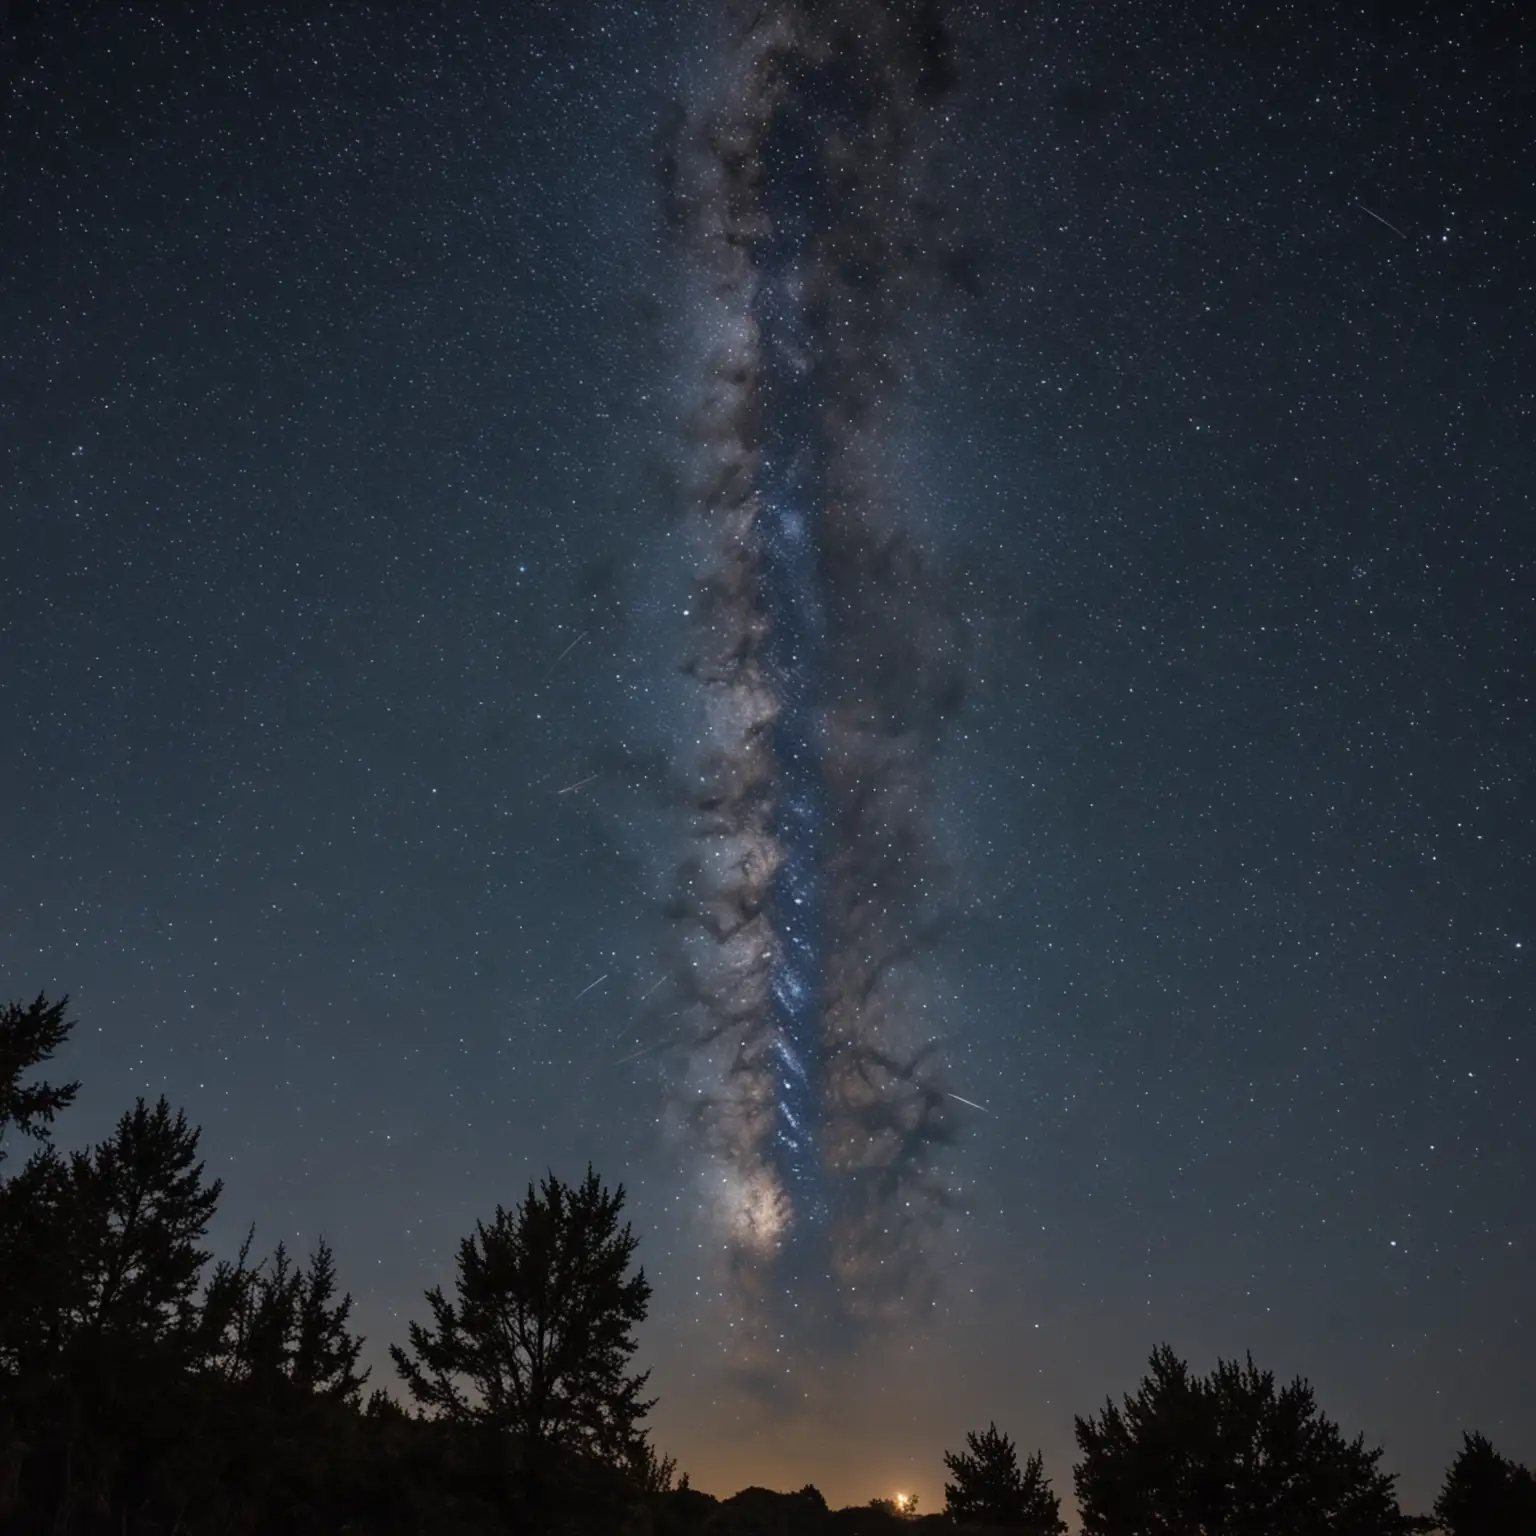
944;1421;1065;1531
200;1229;368;1403
0;1143;73;1385
0;1090;227;1529
1074;1344;1413;1536
1434;1432;1536;1536
0;993;78;1166
0;995;84;1401
626;1435;680;1494
2;1095;222;1394
66;1096;223;1354
3;992;698;1531
392;1166;655;1466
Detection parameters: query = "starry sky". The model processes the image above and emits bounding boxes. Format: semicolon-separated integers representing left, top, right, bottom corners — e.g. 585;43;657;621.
3;0;1532;1518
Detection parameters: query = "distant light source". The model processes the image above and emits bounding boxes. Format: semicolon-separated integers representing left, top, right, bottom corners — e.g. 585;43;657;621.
894;1492;912;1513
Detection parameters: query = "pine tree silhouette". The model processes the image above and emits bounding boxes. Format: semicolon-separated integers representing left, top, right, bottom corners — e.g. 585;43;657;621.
200;1230;367;1403
0;993;78;1166
1074;1344;1414;1536
1435;1432;1536;1536
67;1097;223;1352
392;1166;655;1465
944;1421;1066;1532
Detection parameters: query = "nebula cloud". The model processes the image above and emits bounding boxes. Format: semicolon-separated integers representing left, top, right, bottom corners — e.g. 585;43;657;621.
662;0;970;1341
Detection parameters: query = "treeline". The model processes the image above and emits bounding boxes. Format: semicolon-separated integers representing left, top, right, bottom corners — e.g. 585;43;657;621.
932;1377;1534;1536
2;994;1532;1535
0;996;671;1534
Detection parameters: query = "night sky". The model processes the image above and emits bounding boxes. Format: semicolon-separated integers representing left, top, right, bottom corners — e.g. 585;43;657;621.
4;0;1532;1518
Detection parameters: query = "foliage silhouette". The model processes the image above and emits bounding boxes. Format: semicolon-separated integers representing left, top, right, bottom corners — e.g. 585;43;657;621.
625;1434;681;1494
0;993;694;1532
69;1097;223;1351
1074;1344;1416;1536
200;1229;369;1404
0;989;1486;1536
391;1166;655;1465
1434;1432;1536;1536
944;1420;1065;1531
0;993;78;1164
0;1092;234;1530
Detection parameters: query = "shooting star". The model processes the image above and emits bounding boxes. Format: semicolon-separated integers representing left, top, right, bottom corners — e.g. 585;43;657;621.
573;973;610;1001
538;630;590;683
947;1093;991;1115
605;979;673;1051
557;773;598;796
1355;201;1408;239
615;1034;677;1067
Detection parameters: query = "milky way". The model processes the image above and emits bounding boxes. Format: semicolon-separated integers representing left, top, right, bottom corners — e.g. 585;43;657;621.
664;0;970;1338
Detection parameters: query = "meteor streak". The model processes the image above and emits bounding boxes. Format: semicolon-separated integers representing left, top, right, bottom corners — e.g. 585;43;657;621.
947;1093;991;1115
1355;200;1408;239
615;1034;679;1067
539;630;589;682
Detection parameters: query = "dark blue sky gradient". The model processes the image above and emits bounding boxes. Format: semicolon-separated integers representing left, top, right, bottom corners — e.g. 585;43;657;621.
2;0;1531;1515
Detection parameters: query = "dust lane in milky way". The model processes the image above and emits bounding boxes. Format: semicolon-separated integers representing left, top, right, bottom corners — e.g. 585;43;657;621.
666;1;970;1342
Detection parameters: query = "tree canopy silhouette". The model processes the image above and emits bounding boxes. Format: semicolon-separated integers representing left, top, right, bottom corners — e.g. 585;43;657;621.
1074;1344;1414;1536
1;1093;223;1397
391;1166;655;1466
0;1010;383;1532
3;993;688;1533
943;1420;1066;1532
201;1229;368;1405
0;993;78;1165
6;988;1488;1536
68;1096;224;1352
1434;1432;1536;1536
